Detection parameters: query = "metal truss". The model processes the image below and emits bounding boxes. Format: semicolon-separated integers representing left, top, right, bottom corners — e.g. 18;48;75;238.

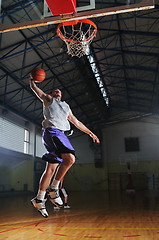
0;1;159;127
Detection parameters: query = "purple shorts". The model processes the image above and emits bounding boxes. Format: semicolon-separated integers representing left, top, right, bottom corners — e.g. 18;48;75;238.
42;127;75;164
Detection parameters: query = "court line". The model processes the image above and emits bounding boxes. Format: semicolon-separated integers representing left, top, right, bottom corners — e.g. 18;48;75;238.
123;236;141;238
37;228;45;232
84;237;102;239
1;226;159;230
54;233;68;236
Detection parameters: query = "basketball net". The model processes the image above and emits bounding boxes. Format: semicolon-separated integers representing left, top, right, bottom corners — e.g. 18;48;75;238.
57;19;97;58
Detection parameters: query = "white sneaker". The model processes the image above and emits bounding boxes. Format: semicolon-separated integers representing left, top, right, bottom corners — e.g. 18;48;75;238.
64;205;71;209
31;198;48;218
46;188;63;207
54;206;60;210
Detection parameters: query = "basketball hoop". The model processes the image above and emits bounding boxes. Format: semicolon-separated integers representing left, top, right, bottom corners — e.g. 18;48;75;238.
57;19;97;58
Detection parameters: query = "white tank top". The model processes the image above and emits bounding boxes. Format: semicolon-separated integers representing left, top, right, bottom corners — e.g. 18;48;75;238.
42;98;71;131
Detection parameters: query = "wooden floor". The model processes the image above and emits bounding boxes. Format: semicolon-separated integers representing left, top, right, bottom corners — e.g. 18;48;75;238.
1;190;159;240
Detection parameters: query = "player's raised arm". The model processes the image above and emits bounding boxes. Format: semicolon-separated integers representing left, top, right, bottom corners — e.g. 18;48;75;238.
68;109;100;143
29;78;47;102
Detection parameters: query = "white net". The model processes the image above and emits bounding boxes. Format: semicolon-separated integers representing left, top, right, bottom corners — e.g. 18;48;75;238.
64;39;91;58
58;20;97;58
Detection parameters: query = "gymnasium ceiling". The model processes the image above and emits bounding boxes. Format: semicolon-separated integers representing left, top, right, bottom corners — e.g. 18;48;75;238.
0;0;159;131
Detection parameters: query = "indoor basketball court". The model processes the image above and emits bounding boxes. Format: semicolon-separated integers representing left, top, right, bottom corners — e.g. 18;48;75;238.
1;191;159;239
1;0;159;239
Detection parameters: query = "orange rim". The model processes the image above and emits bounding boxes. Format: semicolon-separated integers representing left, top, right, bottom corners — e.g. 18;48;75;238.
57;19;97;43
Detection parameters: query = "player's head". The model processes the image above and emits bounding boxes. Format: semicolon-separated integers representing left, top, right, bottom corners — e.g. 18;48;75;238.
51;89;62;100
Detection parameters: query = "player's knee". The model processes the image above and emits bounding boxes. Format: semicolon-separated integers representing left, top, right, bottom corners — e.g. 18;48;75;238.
70;154;75;165
63;154;75;166
67;155;75;166
45;168;53;177
45;164;56;176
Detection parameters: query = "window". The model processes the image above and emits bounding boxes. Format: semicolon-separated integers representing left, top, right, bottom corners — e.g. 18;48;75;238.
0;117;25;153
36;133;46;157
125;137;140;152
24;129;30;154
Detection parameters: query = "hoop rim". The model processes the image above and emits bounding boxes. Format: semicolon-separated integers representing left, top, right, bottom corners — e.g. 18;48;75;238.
57;18;97;43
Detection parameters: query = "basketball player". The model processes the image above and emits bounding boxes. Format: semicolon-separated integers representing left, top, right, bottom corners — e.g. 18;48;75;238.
29;77;100;218
59;177;71;209
53;175;71;210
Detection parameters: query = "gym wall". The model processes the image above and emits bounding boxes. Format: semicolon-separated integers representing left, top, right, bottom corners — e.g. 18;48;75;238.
102;116;159;191
0;146;34;192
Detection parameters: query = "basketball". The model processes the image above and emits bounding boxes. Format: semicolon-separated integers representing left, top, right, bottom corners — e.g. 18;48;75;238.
31;68;45;82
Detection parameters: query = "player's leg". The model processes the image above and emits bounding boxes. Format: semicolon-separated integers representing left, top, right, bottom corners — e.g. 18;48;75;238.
31;162;59;218
39;162;59;191
61;188;70;209
47;153;75;207
54;153;75;181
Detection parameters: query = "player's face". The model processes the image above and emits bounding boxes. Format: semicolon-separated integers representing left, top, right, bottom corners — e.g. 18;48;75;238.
52;89;62;100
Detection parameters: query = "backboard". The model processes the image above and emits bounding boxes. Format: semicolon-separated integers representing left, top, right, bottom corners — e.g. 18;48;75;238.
0;0;154;33
119;153;138;165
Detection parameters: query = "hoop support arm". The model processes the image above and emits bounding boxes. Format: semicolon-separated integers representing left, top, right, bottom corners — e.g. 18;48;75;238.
0;0;154;33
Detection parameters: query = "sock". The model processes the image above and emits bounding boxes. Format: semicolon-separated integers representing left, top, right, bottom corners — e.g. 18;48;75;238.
51;179;60;190
36;190;46;201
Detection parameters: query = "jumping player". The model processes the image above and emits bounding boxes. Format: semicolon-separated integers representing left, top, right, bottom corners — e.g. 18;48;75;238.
29;77;100;218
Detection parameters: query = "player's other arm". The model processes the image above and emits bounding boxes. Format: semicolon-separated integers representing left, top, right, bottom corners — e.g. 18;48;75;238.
68;110;100;143
29;78;47;102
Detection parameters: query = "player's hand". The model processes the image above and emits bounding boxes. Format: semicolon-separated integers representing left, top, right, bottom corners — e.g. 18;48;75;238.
89;132;100;143
29;74;34;81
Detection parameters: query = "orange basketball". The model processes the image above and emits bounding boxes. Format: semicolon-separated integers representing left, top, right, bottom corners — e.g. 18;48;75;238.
31;68;45;82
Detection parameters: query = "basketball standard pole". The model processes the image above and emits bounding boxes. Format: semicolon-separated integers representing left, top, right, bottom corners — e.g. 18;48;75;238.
0;0;154;33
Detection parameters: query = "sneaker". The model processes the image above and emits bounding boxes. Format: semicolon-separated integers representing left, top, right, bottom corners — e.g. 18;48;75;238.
64;204;71;209
46;188;63;207
54;206;60;210
31;197;48;218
